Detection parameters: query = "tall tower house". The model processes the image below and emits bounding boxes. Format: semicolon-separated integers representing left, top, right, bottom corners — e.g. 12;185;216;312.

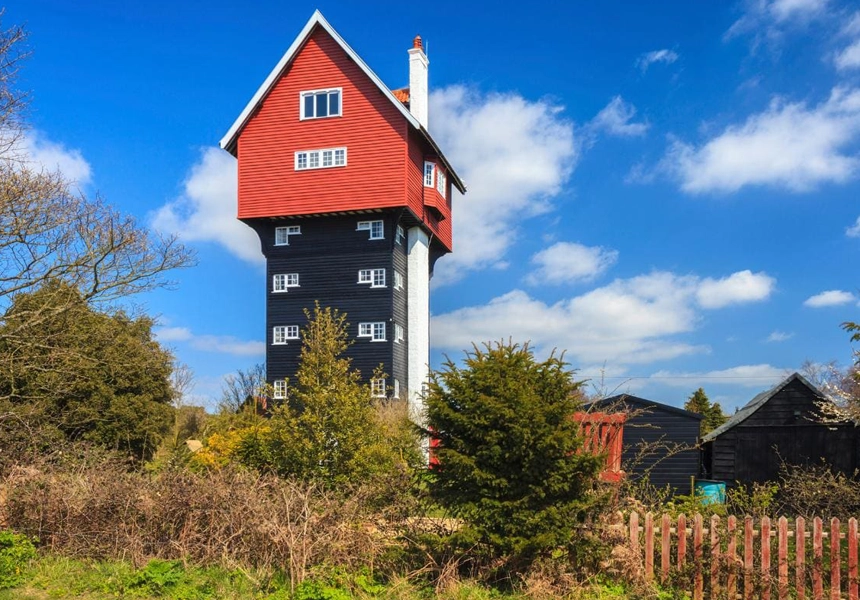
220;11;465;416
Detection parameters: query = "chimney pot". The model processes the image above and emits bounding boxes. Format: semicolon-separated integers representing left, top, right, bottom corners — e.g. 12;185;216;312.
413;35;422;50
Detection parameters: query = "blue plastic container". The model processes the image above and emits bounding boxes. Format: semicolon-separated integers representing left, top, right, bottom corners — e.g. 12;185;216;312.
694;479;726;505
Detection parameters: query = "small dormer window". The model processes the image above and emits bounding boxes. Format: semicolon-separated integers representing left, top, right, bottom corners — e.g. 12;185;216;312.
423;161;435;187
300;88;342;119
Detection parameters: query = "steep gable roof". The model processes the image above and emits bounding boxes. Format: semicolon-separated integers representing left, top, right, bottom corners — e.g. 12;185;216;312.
220;10;466;193
701;372;827;442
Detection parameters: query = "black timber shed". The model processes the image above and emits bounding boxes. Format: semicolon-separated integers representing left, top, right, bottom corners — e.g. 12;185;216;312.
595;394;703;494
701;372;860;485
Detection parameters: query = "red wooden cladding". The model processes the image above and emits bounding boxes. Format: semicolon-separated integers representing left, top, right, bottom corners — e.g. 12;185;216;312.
235;26;453;251
572;412;625;482
627;513;860;599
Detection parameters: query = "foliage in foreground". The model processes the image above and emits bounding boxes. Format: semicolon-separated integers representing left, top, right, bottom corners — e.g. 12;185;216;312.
425;341;606;562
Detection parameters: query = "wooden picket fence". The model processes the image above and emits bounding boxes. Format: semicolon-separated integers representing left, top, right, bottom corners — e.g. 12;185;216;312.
628;511;860;599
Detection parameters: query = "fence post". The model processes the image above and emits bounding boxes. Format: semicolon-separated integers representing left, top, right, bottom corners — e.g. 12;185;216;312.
662;513;671;583
630;511;639;557
814;517;824;600
678;514;687;573
745;516;754;600
695;514;703;600
762;516;772;600
797;516;806;600
727;515;738;600
849;518;858;600
831;518;841;600
645;512;654;580
778;516;789;600
711;515;720;600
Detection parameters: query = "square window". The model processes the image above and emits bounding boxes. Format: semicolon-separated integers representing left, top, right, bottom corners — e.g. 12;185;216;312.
371;378;386;398
424;161;435;187
296;152;308;170
358;269;372;284
357;220;384;240
334;148;345;166
322;150;333;167
285;325;299;339
309;152;320;169
273;380;287;399
275;226;301;246
300;88;342;119
286;273;299;287
358;322;372;337
394;271;403;290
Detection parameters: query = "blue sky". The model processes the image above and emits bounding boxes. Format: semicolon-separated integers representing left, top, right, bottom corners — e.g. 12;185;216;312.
7;0;860;411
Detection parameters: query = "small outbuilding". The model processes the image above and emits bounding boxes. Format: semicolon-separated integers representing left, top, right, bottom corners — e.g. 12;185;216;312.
593;394;703;494
701;372;860;485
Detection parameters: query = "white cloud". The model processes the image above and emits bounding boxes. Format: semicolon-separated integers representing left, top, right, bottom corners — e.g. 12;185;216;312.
695;270;776;308
16;131;92;185
432;269;773;366
650;364;788;387
835;40;860;70
803;289;856;307
660;87;860;194
152;147;262;263
766;330;794;342
154;325;265;357
429;86;577;285
726;0;829;40
635;49;679;73
526;242;618;285
847;216;860;237
589;96;650;137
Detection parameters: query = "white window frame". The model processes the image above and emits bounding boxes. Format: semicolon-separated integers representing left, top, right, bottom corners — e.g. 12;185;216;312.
357;220;384;240
436;169;447;196
396;225;405;245
273;325;300;344
394;271;403;290
300;87;342;120
423;161;435;187
295;146;347;171
394;323;404;343
358;269;372;284
371;377;386;398
358;322;386;342
393;379;400;398
275;225;301;246
273;380;287;400
357;268;385;287
273;273;300;292
285;325;299;339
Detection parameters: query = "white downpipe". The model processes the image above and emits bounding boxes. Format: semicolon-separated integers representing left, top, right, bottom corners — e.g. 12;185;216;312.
406;227;430;428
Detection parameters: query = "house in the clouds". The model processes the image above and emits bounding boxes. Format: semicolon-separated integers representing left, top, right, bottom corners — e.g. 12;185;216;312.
219;11;465;416
701;372;860;485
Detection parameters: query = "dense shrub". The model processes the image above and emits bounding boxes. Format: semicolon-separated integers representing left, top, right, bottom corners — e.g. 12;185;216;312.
0;529;37;589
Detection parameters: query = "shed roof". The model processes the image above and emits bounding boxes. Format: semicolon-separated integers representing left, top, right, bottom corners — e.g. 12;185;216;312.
701;372;827;442
592;394;705;420
220;10;466;194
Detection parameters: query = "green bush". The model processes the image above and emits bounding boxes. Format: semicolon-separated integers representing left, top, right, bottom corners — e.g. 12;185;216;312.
425;341;606;563
0;529;37;589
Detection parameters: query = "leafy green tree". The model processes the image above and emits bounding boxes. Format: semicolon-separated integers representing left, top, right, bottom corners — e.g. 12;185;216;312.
424;341;604;560
0;281;174;461
234;304;418;485
684;387;727;436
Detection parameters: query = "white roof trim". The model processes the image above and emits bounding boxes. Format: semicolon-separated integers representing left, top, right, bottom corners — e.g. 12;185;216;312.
220;10;420;153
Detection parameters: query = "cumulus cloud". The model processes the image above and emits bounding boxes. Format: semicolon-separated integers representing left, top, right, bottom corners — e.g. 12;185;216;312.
15;131;92;185
695;270;776;308
650;364;788;387
766;330;794;342
429;86;577;285
588;96;650;137
635;49;679;73
154;325;265;356
803;289;856;307
431;269;774;366
659;87;860;194
152;147;262;263
835;12;860;70
847;216;860;237
526;242;618;285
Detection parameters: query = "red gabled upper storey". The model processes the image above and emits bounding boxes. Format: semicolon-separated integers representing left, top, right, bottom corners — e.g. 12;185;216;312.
220;11;465;252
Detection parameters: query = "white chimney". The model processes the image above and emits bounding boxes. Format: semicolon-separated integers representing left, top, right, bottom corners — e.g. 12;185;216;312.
408;35;429;129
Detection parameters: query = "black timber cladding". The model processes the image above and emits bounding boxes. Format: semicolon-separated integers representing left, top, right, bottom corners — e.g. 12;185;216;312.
595;394;703;494
701;373;860;485
246;211;410;397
